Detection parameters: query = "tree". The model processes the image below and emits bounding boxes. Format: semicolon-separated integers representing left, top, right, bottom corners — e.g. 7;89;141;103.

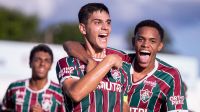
43;23;83;44
0;7;39;42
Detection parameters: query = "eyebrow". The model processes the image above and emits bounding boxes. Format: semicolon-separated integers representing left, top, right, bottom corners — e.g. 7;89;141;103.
92;19;111;22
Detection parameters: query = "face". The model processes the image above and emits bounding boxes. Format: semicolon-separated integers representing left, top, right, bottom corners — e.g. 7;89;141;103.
133;26;163;68
79;10;111;52
30;51;52;80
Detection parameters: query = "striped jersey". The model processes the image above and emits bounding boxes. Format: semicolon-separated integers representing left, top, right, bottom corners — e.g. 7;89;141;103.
2;79;66;112
56;47;132;112
127;54;188;112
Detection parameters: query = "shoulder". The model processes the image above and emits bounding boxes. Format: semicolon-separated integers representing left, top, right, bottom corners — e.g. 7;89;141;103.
5;79;27;93
56;56;82;68
8;79;27;88
49;81;62;89
106;47;132;62
57;56;78;63
156;58;181;77
106;47;127;55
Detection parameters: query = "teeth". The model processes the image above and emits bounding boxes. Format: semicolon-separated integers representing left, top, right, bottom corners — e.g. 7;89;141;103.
99;33;107;37
140;50;150;53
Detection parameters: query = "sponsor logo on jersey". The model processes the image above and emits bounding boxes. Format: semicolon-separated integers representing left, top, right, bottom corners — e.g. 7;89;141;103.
42;94;53;111
169;95;184;105
110;69;121;81
143;80;156;87
130;107;147;112
140;89;152;103
59;67;74;78
16;90;25;104
97;81;122;92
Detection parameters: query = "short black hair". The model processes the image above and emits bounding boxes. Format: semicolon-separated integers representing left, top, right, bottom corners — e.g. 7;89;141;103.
134;19;164;41
78;3;109;24
29;44;53;64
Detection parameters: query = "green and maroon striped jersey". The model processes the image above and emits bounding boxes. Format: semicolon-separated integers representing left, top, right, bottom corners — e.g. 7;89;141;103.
2;79;66;112
127;57;188;112
56;48;132;112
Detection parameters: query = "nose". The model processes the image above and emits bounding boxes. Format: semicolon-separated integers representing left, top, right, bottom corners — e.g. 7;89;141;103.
40;60;46;66
141;40;150;48
102;22;109;30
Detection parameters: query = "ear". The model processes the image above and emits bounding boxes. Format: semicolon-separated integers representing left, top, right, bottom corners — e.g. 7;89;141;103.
158;42;164;52
79;23;86;35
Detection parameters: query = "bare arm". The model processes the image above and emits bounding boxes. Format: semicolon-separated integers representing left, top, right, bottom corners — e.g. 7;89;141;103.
63;54;122;102
63;40;102;72
63;41;90;64
123;102;130;112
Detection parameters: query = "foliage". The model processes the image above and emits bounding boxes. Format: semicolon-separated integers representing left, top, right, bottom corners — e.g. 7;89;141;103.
0;7;39;42
43;23;83;44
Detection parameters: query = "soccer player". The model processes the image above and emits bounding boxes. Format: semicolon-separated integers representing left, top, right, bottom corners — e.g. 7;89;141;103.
56;3;132;112
126;20;188;112
1;44;65;112
63;20;188;112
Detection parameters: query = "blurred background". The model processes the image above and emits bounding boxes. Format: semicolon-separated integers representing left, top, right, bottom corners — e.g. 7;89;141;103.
0;0;199;111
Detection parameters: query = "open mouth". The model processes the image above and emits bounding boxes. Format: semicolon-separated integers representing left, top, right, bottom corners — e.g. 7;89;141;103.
139;50;151;63
98;33;108;42
98;33;108;38
139;50;151;56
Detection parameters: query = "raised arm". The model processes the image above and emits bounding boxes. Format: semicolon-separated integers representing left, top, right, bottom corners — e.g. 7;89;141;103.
61;54;122;102
63;41;90;64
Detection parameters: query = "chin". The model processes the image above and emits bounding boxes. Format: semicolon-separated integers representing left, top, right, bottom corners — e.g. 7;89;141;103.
138;63;149;69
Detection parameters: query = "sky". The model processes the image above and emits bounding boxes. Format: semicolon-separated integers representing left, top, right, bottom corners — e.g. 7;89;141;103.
0;0;200;73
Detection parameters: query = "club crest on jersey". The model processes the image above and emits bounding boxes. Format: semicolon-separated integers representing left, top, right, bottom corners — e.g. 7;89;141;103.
140;89;152;103
110;69;121;81
16;90;25;104
42;94;53;111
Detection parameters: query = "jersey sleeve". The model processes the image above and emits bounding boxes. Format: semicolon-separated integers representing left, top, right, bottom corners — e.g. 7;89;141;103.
56;57;81;85
166;69;188;112
1;83;14;111
122;62;133;102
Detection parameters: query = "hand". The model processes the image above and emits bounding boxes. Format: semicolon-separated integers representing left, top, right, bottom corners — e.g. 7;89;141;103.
86;58;97;72
104;54;122;69
92;50;106;59
30;103;43;112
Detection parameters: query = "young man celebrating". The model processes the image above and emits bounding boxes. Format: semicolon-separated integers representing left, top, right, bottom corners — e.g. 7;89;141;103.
126;20;188;112
63;20;188;112
2;44;65;112
56;3;132;112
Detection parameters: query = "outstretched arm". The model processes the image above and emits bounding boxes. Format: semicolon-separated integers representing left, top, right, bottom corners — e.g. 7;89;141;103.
63;41;90;64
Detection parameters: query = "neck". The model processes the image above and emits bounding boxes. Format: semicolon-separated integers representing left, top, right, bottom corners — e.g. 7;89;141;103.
29;78;48;91
84;39;106;59
134;60;155;75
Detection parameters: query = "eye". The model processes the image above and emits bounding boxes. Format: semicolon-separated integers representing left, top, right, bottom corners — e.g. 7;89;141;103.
136;37;143;42
94;20;101;25
107;20;111;25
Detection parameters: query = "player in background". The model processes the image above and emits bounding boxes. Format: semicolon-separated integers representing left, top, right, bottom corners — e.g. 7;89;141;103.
63;20;188;112
56;3;132;112
2;44;65;112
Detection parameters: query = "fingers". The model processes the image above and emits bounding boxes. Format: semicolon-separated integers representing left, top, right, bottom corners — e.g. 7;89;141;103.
92;50;106;59
30;103;43;112
105;54;123;69
86;58;97;72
